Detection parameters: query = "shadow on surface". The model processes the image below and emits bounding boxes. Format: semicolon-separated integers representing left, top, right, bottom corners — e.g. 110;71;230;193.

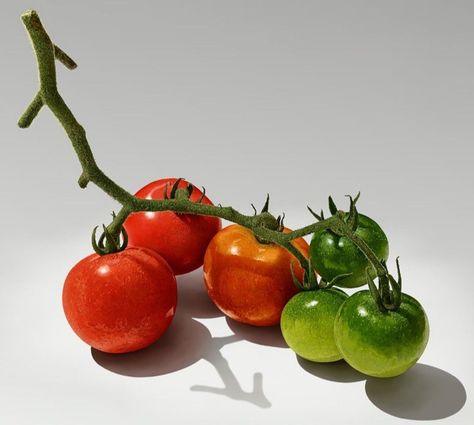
191;334;271;408
176;268;222;319
297;356;365;383
91;313;210;377
226;317;288;348
91;274;272;407
365;363;466;420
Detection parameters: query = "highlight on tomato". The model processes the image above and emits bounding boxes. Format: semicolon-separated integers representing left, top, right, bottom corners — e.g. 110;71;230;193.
203;224;309;326
62;247;177;354
124;178;221;275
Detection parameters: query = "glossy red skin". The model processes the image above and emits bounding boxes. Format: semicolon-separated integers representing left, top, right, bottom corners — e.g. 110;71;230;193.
63;247;177;353
124;178;222;275
203;225;310;326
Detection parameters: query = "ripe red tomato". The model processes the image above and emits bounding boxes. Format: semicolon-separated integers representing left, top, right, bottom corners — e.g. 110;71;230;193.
124;178;221;275
62;247;177;353
203;225;310;326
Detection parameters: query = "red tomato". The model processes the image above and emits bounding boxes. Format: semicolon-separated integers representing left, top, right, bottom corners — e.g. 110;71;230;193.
124;178;222;275
203;225;309;326
62;247;177;353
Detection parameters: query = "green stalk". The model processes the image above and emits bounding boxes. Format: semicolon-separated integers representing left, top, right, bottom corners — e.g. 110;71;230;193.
17;10;384;280
330;212;387;278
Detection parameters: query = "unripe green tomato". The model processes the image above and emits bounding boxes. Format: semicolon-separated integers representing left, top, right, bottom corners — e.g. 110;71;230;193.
280;288;348;362
334;290;429;378
310;214;389;288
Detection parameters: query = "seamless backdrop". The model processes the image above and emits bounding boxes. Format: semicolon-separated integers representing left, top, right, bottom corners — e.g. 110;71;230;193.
0;1;473;424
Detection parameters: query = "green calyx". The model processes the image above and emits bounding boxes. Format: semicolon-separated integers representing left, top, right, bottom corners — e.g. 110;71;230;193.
367;258;403;312
289;255;353;292
91;222;128;256
253;212;280;232
251;194;280;232
249;194;285;244
163;178;195;201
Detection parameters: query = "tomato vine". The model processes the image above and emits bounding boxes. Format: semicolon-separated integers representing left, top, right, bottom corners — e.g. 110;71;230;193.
18;10;399;300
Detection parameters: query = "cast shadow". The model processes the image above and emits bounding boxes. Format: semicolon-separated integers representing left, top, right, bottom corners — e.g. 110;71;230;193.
296;356;365;383
176;268;222;319
91;312;210;377
190;334;272;408
91;273;271;408
365;363;466;420
226;317;288;348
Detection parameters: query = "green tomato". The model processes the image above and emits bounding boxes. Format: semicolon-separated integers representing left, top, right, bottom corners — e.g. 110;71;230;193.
310;213;389;288
334;290;429;378
280;288;348;362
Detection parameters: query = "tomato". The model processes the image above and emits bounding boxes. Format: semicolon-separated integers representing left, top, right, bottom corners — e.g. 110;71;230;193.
334;290;429;377
62;247;177;353
203;225;309;326
124;178;221;275
280;288;348;362
310;213;389;288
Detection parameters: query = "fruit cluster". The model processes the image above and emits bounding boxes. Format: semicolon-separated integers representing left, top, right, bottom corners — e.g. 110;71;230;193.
63;180;429;378
19;10;429;379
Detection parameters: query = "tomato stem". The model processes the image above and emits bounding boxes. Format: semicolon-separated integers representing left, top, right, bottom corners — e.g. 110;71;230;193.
282;242;311;279
366;262;402;312
17;9;394;284
332;213;388;278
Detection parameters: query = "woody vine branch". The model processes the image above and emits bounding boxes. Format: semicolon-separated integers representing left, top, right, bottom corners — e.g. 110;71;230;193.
18;10;391;287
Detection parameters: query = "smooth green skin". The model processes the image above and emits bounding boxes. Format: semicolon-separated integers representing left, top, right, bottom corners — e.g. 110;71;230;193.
281;288;348;362
310;214;389;288
334;291;429;378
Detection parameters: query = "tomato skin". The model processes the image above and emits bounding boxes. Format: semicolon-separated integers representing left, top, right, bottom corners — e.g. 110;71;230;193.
310;214;389;288
334;290;429;377
281;288;348;362
124;178;222;275
203;225;309;326
62;247;177;353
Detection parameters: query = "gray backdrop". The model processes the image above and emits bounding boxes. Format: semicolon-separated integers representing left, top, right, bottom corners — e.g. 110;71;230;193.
1;1;472;424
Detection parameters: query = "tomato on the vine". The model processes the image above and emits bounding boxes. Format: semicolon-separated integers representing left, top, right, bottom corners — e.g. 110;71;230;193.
334;290;429;377
310;213;389;288
62;247;177;353
203;225;309;326
124;178;221;275
281;288;348;362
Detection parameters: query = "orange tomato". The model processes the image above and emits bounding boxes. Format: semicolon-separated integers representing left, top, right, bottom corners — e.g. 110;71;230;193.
203;225;309;326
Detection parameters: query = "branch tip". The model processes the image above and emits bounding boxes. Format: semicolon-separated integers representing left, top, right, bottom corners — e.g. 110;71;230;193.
21;9;43;32
54;44;77;70
18;93;43;128
21;9;38;23
78;172;90;188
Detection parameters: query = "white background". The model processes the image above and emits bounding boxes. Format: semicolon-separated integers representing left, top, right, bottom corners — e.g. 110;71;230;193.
1;1;472;424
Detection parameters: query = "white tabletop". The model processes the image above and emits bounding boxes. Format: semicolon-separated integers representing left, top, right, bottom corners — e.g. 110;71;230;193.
1;1;473;423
